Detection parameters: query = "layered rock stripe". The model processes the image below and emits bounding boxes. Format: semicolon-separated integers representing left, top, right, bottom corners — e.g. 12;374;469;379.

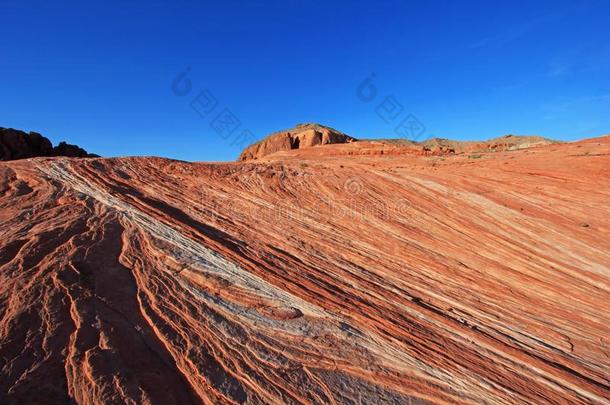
0;136;609;403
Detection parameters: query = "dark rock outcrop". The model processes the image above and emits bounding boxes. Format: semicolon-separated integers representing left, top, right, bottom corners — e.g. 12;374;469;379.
0;127;97;161
51;141;96;158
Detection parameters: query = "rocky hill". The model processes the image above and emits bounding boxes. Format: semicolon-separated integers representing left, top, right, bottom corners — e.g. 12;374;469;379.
1;129;609;403
238;123;356;161
0;127;97;161
239;124;557;161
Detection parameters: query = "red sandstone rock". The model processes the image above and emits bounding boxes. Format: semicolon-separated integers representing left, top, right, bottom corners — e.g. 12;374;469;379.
239;124;557;162
0;132;609;404
419;134;557;154
238;123;356;161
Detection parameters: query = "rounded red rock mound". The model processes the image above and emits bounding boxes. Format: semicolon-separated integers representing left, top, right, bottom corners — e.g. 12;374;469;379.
238;123;357;161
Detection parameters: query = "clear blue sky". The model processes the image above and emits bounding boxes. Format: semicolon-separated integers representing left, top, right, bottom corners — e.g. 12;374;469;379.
2;0;609;161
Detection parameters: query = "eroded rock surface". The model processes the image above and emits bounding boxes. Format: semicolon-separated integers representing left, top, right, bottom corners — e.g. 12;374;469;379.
0;135;609;404
239;124;557;161
238;123;356;161
419;134;557;154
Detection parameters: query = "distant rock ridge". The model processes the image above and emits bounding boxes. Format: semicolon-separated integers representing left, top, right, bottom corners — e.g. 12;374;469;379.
238;123;356;161
0;127;98;161
418;134;558;154
238;123;558;160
